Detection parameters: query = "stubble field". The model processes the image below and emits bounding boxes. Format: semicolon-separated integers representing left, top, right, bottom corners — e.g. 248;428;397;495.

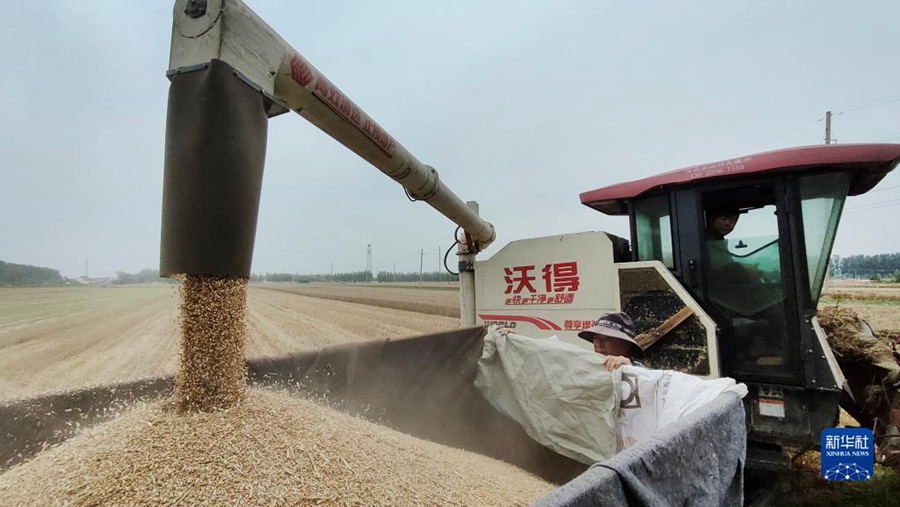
0;285;458;401
3;281;896;402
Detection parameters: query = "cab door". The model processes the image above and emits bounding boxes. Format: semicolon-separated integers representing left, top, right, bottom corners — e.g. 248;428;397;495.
675;180;804;385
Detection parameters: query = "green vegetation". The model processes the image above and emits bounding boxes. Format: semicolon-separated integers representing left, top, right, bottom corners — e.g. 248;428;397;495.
831;253;900;281
369;284;459;291
0;260;64;287
793;465;898;507
376;270;459;283
113;269;176;285
253;271;374;283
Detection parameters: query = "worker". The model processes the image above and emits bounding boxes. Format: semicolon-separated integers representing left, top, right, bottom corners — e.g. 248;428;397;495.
705;207;740;241
577;312;645;370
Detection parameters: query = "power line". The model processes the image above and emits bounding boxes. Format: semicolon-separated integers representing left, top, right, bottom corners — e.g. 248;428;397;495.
845;203;900;214
835;96;900;116
758;97;900;150
762;117;823;144
868;184;900;194
851;197;900;209
845;198;900;213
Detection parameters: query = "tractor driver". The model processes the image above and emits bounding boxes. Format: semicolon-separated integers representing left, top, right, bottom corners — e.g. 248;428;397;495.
705;207;740;241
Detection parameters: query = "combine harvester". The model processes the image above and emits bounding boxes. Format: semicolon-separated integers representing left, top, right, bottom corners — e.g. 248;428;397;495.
3;0;898;505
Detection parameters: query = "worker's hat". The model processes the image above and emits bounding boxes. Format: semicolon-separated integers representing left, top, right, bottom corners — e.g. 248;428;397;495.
578;312;645;358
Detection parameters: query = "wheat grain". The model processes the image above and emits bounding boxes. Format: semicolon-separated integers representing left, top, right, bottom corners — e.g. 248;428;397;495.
173;275;248;413
0;389;553;506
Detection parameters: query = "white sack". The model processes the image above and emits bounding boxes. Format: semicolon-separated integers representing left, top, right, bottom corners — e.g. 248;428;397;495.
617;366;748;449
474;328;621;464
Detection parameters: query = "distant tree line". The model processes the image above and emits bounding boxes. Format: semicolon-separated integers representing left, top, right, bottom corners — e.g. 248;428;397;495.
830;253;900;282
252;270;374;283
0;263;459;287
113;269;177;285
250;270;458;283
0;260;64;286
376;270;459;283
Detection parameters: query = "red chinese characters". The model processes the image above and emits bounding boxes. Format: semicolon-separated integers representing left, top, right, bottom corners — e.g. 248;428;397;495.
306;66;394;157
504;265;536;294
503;262;579;305
363;118;395;153
564;319;597;331
289;55;313;86
542;262;579;292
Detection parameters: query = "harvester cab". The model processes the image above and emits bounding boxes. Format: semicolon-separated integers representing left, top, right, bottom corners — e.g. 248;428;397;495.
476;144;900;451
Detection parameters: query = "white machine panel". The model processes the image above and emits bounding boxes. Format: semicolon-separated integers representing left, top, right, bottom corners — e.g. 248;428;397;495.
475;232;619;349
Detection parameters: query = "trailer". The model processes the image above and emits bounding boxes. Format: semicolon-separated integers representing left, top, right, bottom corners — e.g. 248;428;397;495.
0;326;747;506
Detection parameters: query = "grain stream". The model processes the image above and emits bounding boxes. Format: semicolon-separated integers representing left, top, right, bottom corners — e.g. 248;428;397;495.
173;275;247;413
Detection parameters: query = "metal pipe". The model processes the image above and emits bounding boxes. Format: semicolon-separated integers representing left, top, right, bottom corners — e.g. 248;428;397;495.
458;201;479;327
169;0;495;251
272;54;494;249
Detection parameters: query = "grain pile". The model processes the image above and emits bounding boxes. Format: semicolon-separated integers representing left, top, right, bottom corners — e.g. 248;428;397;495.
173;275;248;412
0;388;555;506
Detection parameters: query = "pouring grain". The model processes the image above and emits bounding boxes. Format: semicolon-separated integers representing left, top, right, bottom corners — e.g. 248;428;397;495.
173;275;248;412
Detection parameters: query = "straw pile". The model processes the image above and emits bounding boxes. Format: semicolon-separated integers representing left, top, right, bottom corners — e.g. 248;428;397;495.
817;305;900;454
817;305;899;379
173;275;248;412
0;388;554;506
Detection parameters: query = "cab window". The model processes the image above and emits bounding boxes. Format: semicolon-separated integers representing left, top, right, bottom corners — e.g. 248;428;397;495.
634;195;674;269
799;172;851;304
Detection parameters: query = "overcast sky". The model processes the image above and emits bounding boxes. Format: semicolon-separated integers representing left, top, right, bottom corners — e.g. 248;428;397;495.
1;1;898;278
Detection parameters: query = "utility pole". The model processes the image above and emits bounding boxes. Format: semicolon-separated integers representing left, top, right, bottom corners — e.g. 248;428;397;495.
419;249;424;288
825;110;833;144
437;246;441;283
366;244;372;281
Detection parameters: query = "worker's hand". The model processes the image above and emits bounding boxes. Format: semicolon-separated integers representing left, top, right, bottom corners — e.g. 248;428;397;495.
498;327;513;336
604;355;632;371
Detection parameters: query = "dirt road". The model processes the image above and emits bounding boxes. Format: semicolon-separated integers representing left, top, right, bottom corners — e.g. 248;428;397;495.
0;286;457;401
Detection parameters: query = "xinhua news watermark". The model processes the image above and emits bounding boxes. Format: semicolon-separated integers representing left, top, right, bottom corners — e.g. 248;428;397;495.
820;428;874;481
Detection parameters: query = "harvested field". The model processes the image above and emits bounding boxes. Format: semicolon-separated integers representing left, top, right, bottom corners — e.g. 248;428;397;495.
0;287;457;401
0;388;554;506
822;283;900;304
824;303;900;333
0;287;180;401
259;283;460;318
823;288;900;301
820;282;900;332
